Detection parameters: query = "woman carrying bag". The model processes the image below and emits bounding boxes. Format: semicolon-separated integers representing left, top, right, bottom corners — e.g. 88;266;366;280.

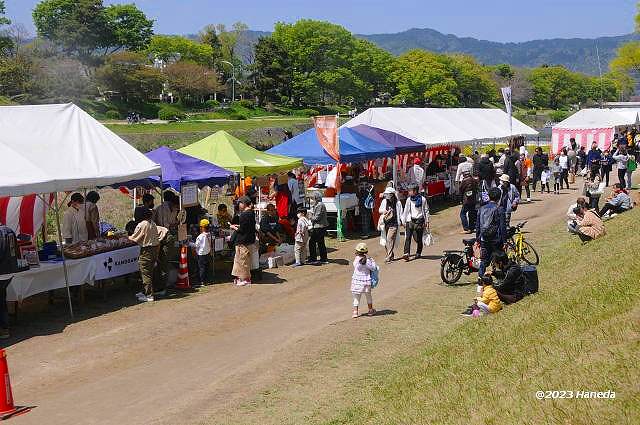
378;186;403;263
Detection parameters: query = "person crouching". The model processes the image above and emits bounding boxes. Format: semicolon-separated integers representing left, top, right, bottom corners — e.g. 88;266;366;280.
129;207;160;303
461;275;502;316
351;243;377;318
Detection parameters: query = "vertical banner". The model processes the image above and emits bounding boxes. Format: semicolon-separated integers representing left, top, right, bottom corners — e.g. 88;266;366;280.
313;115;340;161
313;115;344;240
501;86;513;135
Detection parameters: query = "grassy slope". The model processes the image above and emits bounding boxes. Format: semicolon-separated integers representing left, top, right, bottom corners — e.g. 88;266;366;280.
323;210;640;425
105;117;313;135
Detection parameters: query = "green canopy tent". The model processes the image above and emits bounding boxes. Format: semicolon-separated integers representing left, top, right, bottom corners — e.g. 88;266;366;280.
178;131;303;177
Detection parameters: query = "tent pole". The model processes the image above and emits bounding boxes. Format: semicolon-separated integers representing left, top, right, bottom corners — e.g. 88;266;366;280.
133;188;137;215
392;155;398;188
335;161;344;242
53;192;74;318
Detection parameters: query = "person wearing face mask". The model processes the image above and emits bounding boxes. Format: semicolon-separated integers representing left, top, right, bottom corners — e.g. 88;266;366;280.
62;193;89;245
498;174;520;227
378;186;403;263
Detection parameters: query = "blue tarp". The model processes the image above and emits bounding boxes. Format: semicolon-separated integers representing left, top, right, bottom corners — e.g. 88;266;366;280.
266;127;395;165
123;146;235;191
349;124;425;154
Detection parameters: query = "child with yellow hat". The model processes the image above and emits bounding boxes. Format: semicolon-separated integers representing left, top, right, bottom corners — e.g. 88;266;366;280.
191;218;213;286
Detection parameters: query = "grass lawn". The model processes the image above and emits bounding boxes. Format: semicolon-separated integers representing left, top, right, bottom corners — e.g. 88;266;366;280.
105;117;314;135
323;210;639;425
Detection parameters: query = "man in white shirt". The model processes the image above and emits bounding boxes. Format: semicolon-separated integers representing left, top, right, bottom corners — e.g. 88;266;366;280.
455;156;474;182
401;184;430;261
407;158;425;191
62;193;88;245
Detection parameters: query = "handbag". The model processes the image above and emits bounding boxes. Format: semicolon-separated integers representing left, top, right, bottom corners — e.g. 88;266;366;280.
422;231;434;247
370;265;380;288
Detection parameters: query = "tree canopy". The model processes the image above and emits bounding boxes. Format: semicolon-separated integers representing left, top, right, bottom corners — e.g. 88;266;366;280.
146;35;212;65
0;0;12;54
32;0;153;66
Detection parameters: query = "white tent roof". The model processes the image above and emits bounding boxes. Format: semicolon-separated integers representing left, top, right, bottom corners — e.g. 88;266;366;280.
553;108;640;130
343;107;538;146
0;103;161;197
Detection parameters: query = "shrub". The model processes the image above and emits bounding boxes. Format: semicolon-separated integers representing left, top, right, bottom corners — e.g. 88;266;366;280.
158;105;186;121
235;99;255;109
229;112;248;120
204;99;220;109
105;110;121;120
301;108;320;117
549;110;570;123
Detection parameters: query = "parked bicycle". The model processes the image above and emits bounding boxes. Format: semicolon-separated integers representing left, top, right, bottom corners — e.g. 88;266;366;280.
440;237;480;285
504;221;539;265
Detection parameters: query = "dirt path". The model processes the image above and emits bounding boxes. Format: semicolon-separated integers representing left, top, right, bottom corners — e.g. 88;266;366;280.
6;184;587;425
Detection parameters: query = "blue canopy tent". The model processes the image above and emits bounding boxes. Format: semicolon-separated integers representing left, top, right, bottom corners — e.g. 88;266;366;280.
349;124;425;154
266;127;395;165
121;146;235;191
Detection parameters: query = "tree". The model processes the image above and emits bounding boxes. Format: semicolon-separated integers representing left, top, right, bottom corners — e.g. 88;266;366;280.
95;51;164;102
146;35;212;65
199;24;222;67
494;64;515;81
252;36;293;105
528;66;584;109
164;61;221;105
103;4;154;54
0;0;12;55
447;54;498;106
32;0;153;67
609;2;640;100
0;55;35;98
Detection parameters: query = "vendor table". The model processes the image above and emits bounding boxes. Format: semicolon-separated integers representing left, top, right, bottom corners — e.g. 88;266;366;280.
426;180;447;198
0;245;140;303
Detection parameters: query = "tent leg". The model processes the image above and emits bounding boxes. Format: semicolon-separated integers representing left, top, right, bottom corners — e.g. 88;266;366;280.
53;192;74;319
392;156;397;188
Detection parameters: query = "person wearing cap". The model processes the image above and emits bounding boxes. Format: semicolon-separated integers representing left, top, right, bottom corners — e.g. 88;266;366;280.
259;203;283;247
62;193;88;245
407;158;425;191
129;207;160;302
378;186;403;263
230;196;256;286
459;172;478;233
308;191;329;264
190;218;213;286
350;242;377;318
498;174;520;227
401;183;429;261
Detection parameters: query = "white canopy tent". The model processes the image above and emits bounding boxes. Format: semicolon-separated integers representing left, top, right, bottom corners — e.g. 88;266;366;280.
343;107;538;147
0;103;161;316
0;103;161;196
551;108;640;153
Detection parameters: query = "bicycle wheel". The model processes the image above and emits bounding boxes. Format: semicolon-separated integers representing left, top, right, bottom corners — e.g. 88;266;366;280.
440;254;464;285
520;240;540;265
504;241;518;262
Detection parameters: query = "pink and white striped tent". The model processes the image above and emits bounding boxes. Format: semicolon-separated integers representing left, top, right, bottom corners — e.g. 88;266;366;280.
551;108;640;153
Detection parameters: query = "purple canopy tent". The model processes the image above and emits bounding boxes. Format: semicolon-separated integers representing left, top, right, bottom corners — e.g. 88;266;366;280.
349;124;424;154
349;124;425;186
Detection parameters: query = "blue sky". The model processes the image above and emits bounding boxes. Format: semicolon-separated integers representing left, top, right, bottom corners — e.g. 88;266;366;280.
5;0;638;42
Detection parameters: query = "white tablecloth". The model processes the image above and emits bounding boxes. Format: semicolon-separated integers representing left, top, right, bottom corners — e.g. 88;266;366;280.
0;245;140;303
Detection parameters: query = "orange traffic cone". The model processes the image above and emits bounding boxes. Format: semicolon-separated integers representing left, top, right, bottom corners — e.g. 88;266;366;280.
174;245;191;290
0;349;30;420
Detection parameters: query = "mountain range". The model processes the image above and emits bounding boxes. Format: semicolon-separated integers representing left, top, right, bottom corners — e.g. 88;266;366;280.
239;27;638;75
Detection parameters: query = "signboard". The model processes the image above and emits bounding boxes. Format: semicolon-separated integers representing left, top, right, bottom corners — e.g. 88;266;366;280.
94;245;140;280
181;184;199;207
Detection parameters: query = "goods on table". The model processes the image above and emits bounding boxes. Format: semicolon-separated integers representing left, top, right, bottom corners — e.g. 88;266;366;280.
63;237;136;259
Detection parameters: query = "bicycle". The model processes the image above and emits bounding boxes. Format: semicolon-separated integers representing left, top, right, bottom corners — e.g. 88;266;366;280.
504;221;539;265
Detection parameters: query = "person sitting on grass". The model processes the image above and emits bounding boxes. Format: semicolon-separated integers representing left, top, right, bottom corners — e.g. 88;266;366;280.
461;275;502;316
568;205;606;242
489;251;525;305
599;184;632;218
259;203;283;248
566;197;588;230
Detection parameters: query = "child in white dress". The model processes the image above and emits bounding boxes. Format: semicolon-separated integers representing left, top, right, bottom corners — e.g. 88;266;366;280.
351;242;377;318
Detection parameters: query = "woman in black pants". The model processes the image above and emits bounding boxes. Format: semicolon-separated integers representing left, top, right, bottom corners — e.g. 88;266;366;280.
308;192;329;263
612;147;629;189
600;150;613;186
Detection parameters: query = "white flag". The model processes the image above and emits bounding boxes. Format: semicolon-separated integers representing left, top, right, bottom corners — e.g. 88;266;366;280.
501;86;513;134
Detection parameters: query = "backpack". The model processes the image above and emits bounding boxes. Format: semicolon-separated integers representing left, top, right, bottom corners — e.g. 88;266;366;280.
522;265;539;294
480;206;499;241
628;157;637;172
0;225;19;274
370;265;380;289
